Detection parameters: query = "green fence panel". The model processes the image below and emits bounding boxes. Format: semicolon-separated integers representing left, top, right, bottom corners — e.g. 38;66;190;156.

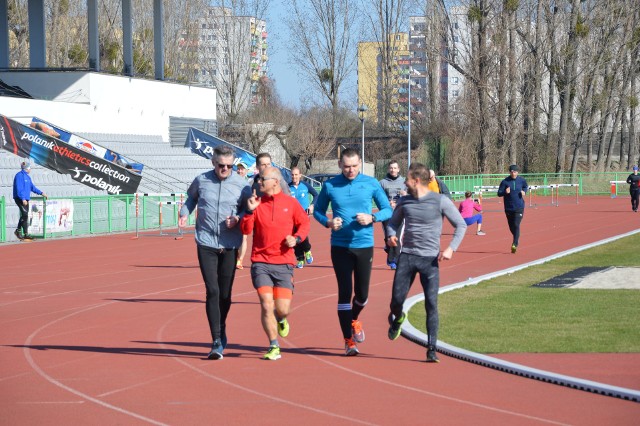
1;172;632;243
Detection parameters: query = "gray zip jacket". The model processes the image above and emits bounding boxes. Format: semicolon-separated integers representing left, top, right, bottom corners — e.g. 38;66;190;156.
386;191;466;257
181;170;251;249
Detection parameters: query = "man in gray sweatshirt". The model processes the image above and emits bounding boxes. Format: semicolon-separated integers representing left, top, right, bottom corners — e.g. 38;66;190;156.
179;145;251;360
386;162;466;363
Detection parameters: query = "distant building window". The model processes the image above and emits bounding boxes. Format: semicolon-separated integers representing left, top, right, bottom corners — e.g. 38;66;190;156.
452;90;459;97
454;36;459;43
451;77;459;84
454;22;459;29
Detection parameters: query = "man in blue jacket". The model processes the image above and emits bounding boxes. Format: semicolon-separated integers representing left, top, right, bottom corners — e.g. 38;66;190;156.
314;148;393;356
289;167;318;268
13;161;47;240
497;164;528;253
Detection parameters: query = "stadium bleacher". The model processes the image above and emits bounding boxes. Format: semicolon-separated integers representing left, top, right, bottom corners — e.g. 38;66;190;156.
0;132;215;241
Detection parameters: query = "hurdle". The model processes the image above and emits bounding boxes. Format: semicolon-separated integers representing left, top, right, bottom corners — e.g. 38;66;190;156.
132;193;190;239
554;183;580;206
528;184;558;208
609;181;627;198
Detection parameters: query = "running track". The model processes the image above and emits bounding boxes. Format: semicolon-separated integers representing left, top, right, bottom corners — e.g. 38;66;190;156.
1;196;638;425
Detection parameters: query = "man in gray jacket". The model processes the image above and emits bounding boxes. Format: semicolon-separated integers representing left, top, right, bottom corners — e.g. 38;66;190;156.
378;160;406;269
179;145;251;360
386;162;466;363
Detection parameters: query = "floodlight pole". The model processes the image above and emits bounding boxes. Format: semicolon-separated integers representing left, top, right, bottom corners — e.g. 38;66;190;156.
358;104;367;174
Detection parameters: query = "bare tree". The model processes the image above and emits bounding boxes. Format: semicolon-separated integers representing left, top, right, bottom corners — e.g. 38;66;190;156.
284;0;357;116
199;0;271;124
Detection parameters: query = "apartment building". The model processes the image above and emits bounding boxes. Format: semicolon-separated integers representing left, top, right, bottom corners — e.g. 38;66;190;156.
195;7;269;115
356;14;469;129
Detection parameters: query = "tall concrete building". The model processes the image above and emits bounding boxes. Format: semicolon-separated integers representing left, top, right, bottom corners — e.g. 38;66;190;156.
356;14;469;129
195;7;269;117
357;33;409;129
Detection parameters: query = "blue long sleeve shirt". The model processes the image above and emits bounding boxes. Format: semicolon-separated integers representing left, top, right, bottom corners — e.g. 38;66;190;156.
13;170;43;201
313;173;392;248
497;175;528;212
289;181;318;210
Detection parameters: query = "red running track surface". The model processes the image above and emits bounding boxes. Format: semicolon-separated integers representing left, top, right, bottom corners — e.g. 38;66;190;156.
1;196;638;425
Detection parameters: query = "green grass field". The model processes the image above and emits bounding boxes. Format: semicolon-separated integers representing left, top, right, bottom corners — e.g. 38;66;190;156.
409;233;640;353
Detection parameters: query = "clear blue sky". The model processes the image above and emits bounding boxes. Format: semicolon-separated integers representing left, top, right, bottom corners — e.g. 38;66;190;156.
265;2;303;109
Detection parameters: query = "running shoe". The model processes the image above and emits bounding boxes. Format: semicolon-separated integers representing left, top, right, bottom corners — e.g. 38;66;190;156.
14;229;23;240
22;234;34;240
387;261;397;270
344;338;359;356
426;346;440;363
388;312;406;340
511;244;517;254
296;260;304;269
207;339;224;360
263;345;281;360
236;260;244;270
351;319;365;343
305;251;314;264
277;318;290;338
477;231;486;236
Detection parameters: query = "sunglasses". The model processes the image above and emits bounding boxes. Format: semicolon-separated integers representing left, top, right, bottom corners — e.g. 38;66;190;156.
256;176;275;183
217;164;233;170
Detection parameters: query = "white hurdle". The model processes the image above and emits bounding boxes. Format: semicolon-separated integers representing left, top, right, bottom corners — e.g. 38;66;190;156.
133;192;187;239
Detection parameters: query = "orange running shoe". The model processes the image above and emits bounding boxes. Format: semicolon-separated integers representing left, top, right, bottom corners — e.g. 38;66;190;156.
351;319;365;343
344;337;359;356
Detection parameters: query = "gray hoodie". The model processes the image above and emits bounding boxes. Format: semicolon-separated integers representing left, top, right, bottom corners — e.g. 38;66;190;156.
181;170;251;249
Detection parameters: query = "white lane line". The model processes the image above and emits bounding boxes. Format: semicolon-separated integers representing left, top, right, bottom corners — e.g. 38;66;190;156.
156;305;378;426
21;283;216;426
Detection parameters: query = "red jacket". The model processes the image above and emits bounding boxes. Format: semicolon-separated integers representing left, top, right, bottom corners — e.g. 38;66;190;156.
240;191;310;265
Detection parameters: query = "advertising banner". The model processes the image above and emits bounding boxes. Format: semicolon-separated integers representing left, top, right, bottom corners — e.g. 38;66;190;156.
0;114;142;194
28;199;74;234
185;127;292;182
29;117;144;174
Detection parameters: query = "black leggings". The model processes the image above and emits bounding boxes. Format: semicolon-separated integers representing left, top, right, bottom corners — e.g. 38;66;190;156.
631;189;639;211
293;237;312;261
196;245;238;342
330;246;373;339
505;209;524;246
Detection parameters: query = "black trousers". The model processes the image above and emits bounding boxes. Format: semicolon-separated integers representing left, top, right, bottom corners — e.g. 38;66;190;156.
390;253;440;347
293;237;312;261
196;245;238;343
14;198;29;235
382;220;402;264
330;246;373;339
504;209;524;246
630;189;639;211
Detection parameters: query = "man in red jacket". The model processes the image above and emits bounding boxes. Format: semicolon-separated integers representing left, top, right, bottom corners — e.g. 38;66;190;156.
240;167;310;360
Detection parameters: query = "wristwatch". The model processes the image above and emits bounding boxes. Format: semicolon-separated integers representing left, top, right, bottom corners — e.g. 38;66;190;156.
371;215;377;223
295;236;302;244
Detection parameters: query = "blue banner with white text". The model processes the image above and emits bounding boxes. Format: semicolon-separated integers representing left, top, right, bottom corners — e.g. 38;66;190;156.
185;127;292;182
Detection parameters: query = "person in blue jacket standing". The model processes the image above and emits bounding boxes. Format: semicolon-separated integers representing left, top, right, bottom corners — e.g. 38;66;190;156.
497;164;528;253
289;166;318;268
13;161;47;240
313;148;393;356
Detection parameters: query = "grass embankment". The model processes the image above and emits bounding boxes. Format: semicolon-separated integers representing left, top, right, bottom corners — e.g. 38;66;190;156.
409;233;640;353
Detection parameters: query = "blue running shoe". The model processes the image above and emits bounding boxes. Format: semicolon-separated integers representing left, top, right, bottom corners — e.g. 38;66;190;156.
207;339;224;360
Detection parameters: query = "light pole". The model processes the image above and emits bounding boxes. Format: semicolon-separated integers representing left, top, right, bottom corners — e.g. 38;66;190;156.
358;104;367;173
407;61;411;169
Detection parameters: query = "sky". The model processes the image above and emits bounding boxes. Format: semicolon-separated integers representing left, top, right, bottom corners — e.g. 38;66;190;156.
263;1;358;111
